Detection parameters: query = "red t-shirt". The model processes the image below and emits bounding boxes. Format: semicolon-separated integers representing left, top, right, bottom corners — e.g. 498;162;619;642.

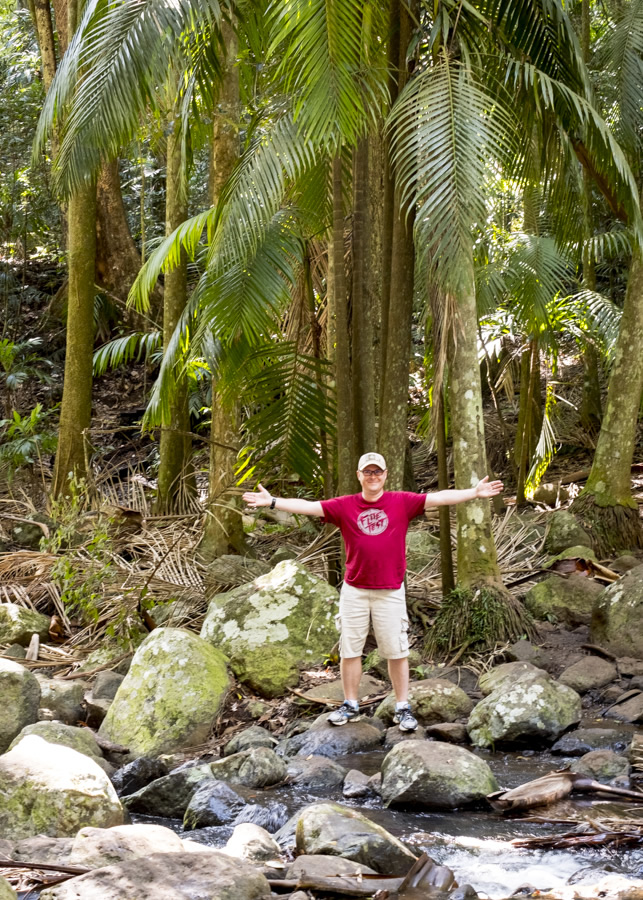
320;491;427;589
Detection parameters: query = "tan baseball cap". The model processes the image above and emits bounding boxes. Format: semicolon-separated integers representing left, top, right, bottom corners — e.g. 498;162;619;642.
358;452;387;471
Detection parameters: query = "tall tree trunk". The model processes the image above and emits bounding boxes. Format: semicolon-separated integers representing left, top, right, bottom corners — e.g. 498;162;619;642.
155;117;193;513
378;0;416;489
573;242;643;554
436;387;455;596
200;22;244;559
449;259;501;587
351;136;376;453
32;0;56;90
331;153;354;495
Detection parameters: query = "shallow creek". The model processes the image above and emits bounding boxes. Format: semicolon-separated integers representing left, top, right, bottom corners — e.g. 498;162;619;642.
134;745;643;899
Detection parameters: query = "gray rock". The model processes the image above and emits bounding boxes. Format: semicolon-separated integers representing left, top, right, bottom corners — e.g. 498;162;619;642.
375;679;473;726
111;758;169;796
0;603;49;646
618;658;643;677
3;643;26;659
302;674;384;702
278;714;383;759
123;764;215;817
38;850;271;900
224;726;277;757
570;750;631;784
69;824;184;869
206;555;270;586
363;648;422;680
286;855;378;879
286;755;347;791
225;823;280;862
183;780;247;829
383;724;428;748
294;802;416;875
558;657;618;693
552;727;633;756
210;747;287;788
506;640;555;672
9;722;107;772
10;836;73;865
0;735;123;840
468;669;581;748
246;700;271;719
478;662;547;696
610;556;641;574
92;671;124;700
592;567;643;659
604;693;643;724
381;740;498;809
524;575;603;627
544;511;592;554
36;677;86;725
84;693;112;728
77;646;132;676
630;675;643;690
268;547;299;566
0;659;41;753
233;800;289;833
342;769;374;799
99;628;229;758
424;723;469;744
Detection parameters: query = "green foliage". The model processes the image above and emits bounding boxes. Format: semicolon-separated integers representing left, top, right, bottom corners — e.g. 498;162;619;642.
93;330;162;376
0;337;53;398
0;403;57;476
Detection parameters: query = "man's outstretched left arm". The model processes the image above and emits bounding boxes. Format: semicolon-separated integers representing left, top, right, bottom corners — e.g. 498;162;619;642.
424;475;503;509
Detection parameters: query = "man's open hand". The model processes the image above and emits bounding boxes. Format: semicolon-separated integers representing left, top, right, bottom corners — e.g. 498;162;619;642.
242;483;272;509
475;476;503;498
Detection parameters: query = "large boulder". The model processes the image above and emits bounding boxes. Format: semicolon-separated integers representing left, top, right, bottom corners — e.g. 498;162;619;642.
375;679;473;726
36;677;86;725
380;740;498;809
569;750;630;784
99;628;229;757
0;602;50;646
0;735;123;840
209;747;287;788
0;659;40;753
69;824;184;869
200;561;339;698
591;565;643;659
122;764;214;818
110;758;168;797
478;661;546;696
224;726;277;757
558;657;617;693
183;780;248;829
277;713;383;759
524;575;604;627
9;722;107;771
225;823;280;863
286;756;347;792
544;511;592;554
294;802;417;876
468;668;581;748
39;851;271;900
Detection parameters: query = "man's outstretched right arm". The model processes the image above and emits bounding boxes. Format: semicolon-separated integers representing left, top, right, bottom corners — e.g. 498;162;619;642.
242;483;324;517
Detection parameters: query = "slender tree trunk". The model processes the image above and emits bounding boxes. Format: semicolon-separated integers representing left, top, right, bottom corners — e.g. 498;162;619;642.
436;387;455;595
332;153;354;495
32;0;56;90
52;179;97;497
201;22;245;559
449;259;501;587
351;136;376;453
155;117;193;513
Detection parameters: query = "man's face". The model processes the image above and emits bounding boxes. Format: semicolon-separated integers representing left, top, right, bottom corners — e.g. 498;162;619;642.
357;465;388;491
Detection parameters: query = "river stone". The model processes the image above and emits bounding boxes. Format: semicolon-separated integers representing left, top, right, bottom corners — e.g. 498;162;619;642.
618;658;643;677
210;747;286;788
92;671;124;700
0;602;50;646
302;673;384;702
381;740;498;809
342;769;375;798
233;799;289;833
3;643;26;659
122;763;215;817
69;824;184;869
424;723;470;744
0;735;123;840
35;677;86;725
375;679;473;725
294;802;417;875
0;879;16;900
286;755;347;791
200;560;339;698
286;855;378;879
591;566;643;659
383;724;428;748
183;779;248;828
38;850;271;900
10;836;73;864
9;722;107;772
611;555;642;574
478;662;547;696
545;511;592;554
603;692;643;724
524;575;603;627
111;757;169;796
277;714;383;758
406;531;440;571
569;749;631;784
468;671;581;748
558;657;617;693
506;640;555;673
99;628;229;757
0;659;41;753
225;823;280;862
224;726;277;757
552;726;633;756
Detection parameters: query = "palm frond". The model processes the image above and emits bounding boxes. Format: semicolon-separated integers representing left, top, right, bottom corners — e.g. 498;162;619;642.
598;0;643;156
93;331;162;376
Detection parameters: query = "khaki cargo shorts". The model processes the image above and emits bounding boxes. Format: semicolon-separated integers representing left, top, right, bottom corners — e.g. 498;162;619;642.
336;583;409;660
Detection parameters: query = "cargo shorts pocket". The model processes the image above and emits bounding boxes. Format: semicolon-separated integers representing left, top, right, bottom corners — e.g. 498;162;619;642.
399;615;409;654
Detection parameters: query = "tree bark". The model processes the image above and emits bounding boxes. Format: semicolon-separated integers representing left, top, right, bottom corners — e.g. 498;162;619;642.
155;116;193;513
32;0;57;90
436;387;455;595
52;178;97;497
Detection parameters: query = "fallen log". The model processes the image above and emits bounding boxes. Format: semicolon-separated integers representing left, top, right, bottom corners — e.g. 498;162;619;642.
488;771;643;813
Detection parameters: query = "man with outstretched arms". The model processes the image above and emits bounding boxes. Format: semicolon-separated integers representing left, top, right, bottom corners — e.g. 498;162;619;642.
243;452;503;731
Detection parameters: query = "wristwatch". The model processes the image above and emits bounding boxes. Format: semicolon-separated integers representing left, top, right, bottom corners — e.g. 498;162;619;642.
270;497;277;510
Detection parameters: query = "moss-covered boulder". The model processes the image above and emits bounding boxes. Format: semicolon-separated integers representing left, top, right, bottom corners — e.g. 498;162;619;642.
294;802;416;875
468;669;581;748
0;878;16;900
224;726;277;757
0;602;50;646
569;749;630;784
544;511;593;554
99;628;229;757
0;659;40;753
200;561;339;698
591;565;643;659
123;764;214;818
375;678;473;726
0;735;123;840
478;661;547;696
381;740;498;808
9;722;106;770
524;574;604;626
209;747;287;788
277;714;383;759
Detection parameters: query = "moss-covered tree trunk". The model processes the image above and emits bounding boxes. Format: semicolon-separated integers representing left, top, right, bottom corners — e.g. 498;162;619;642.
52;178;97;497
200;22;245;559
573;242;643;554
155;116;193;513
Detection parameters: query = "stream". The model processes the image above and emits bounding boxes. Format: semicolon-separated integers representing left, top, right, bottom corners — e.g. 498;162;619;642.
133;742;643;899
